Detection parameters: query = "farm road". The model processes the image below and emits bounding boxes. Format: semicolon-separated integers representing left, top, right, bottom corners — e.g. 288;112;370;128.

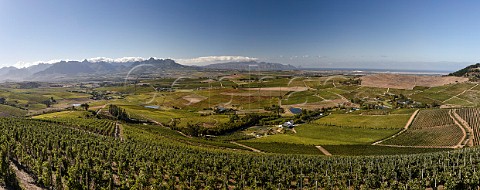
315;146;332;156
451;110;474;146
231;142;263;153
372;109;419;145
443;84;478;103
449;110;470;148
10;161;45;190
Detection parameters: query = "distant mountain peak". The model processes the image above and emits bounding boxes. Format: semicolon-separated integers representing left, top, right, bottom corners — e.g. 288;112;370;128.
0;58;192;82
0;57;296;82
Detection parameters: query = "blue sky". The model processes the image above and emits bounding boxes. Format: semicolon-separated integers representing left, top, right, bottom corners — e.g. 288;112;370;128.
0;0;479;71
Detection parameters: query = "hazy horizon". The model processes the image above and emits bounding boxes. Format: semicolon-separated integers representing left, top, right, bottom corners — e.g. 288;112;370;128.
1;0;479;71
3;56;469;72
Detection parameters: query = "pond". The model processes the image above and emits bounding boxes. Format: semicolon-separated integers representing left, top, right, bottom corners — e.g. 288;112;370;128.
144;105;160;109
289;107;302;114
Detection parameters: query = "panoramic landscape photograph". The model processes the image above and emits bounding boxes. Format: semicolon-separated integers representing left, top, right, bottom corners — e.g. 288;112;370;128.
1;0;480;189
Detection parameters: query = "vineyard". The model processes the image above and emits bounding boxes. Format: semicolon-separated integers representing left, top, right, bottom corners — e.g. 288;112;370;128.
0;105;27;117
0;74;479;189
380;109;465;147
455;108;480;146
36;117;117;137
408;109;455;129
1;118;480;189
0;135;20;188
381;125;463;147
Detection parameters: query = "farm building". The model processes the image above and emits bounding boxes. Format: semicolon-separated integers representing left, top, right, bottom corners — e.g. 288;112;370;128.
279;120;295;128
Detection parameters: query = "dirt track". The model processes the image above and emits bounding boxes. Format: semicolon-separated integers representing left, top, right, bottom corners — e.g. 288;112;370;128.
443;84;478;103
372;109;419;145
448;109;467;148
451;109;473;147
10;161;44;190
452;110;474;146
231;142;263;153
315;146;332;156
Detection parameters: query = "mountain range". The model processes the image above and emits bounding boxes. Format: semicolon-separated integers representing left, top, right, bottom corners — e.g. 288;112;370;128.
0;58;296;82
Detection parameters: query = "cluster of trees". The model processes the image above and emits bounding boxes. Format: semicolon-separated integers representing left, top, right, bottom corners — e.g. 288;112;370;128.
108;105;130;122
178;108;327;137
339;78;361;85
264;104;284;115
293;108;326;123
353;93;441;110
79;103;89;111
42;97;57;108
180;114;268;136
90;91;113;100
18;82;41;89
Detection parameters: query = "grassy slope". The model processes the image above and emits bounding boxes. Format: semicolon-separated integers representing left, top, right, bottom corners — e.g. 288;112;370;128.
244;124;399;145
410;83;476;104
314;113;411;129
32;110;90;119
389;109;417;114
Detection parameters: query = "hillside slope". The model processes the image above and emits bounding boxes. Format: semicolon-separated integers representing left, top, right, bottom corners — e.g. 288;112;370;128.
361;74;468;90
449;63;480;80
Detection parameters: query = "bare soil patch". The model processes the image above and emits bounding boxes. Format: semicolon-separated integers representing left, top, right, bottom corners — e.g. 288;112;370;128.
10;162;45;190
221;92;254;96
361;74;468;90
182;94;207;104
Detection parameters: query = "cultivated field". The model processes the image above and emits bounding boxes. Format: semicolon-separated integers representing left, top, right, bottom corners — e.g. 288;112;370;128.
0;104;27;117
314;113;411;129
380;109;465;147
455;108;480;145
